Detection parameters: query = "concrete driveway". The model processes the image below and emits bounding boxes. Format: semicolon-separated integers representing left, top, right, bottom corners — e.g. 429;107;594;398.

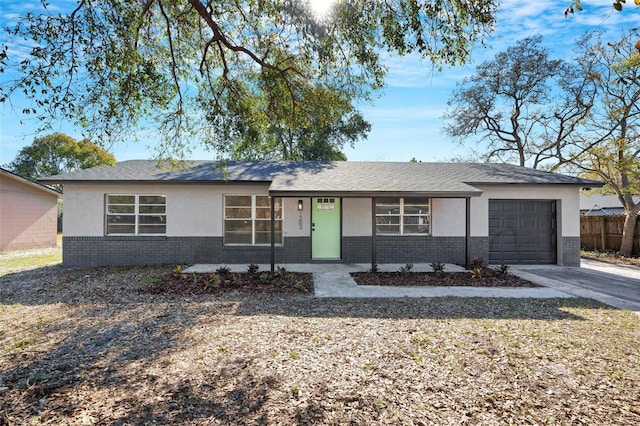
511;259;640;312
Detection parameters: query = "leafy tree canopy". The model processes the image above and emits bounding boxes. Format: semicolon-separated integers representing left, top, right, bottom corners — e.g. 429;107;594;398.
0;0;496;160
572;30;640;256
565;0;640;18
5;132;116;183
203;71;370;160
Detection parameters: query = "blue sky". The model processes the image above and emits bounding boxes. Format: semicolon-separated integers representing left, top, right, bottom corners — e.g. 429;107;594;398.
1;0;639;165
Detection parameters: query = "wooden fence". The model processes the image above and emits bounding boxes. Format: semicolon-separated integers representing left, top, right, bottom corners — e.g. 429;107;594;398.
580;214;640;255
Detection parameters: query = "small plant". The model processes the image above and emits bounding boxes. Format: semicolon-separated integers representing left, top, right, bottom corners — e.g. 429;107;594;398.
430;261;445;273
172;265;183;277
6;336;38;350
292;281;307;291
204;274;221;288
370;264;379;273
471;256;485;269
290;384;301;398
496;264;509;275
471;266;484;279
215;265;231;275
288;350;300;360
192;272;198;285
247;263;260;275
399;262;414;274
276;266;288;277
259;272;272;283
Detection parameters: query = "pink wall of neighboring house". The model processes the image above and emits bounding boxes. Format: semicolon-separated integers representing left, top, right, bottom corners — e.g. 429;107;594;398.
0;170;61;251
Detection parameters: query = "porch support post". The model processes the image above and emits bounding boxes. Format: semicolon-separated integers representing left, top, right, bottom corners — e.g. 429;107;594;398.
371;197;377;270
270;196;275;273
465;197;471;270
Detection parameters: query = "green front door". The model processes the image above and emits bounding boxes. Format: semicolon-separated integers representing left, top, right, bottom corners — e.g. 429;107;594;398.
312;197;341;260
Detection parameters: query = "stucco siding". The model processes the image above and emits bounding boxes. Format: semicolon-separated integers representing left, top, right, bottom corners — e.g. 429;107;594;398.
62;182;271;237
169;187;220;236
342;198;371;236
0;175;59;250
431;198;466;237
283;197;310;237
470;185;581;238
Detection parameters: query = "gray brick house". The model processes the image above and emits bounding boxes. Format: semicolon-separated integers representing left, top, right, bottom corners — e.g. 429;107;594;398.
40;160;599;268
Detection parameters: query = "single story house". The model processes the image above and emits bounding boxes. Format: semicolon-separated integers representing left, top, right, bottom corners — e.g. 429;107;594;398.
580;194;639;216
1;167;62;251
40;160;600;268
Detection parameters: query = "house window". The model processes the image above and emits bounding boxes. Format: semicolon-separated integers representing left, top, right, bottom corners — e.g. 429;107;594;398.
375;197;430;235
224;195;282;245
106;195;166;235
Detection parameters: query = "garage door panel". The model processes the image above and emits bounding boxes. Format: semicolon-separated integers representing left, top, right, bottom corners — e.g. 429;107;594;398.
518;235;536;245
502;203;520;212
492;251;521;262
501;235;518;244
488;218;501;228
502;218;519;228
488;200;556;265
519;218;537;228
538;234;553;244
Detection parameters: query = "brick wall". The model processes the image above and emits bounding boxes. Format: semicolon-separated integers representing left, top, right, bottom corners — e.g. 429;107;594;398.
62;236;311;267
471;237;489;263
562;236;581;267
63;235;494;268
342;236;485;265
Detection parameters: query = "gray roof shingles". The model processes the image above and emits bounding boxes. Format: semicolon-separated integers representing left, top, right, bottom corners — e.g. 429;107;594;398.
39;160;601;196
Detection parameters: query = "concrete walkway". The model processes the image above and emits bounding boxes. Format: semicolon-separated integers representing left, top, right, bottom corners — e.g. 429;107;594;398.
184;262;573;300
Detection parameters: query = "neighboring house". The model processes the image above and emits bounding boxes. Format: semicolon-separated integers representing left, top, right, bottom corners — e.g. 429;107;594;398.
1;167;62;251
580;194;640;216
40;160;600;268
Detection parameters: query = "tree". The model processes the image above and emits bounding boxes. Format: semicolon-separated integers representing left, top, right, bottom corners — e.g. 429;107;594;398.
568;31;640;257
444;36;595;169
565;0;640;18
1;0;497;159
444;31;640;256
6;133;116;184
202;75;370;160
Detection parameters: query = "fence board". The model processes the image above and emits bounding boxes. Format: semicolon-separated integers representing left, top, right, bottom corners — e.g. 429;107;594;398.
580;214;640;255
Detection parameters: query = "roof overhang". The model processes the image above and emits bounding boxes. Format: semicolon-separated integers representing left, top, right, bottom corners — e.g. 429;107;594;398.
268;190;482;198
37;179;272;186
2;169;62;198
468;181;605;188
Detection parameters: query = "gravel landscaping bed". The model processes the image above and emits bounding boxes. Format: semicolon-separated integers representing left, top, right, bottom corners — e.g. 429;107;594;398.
1;264;639;425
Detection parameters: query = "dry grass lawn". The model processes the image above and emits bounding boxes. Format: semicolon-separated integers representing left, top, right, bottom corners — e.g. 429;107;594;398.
1;252;639;425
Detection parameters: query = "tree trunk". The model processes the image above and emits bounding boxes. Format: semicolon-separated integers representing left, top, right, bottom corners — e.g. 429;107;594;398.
619;207;639;257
